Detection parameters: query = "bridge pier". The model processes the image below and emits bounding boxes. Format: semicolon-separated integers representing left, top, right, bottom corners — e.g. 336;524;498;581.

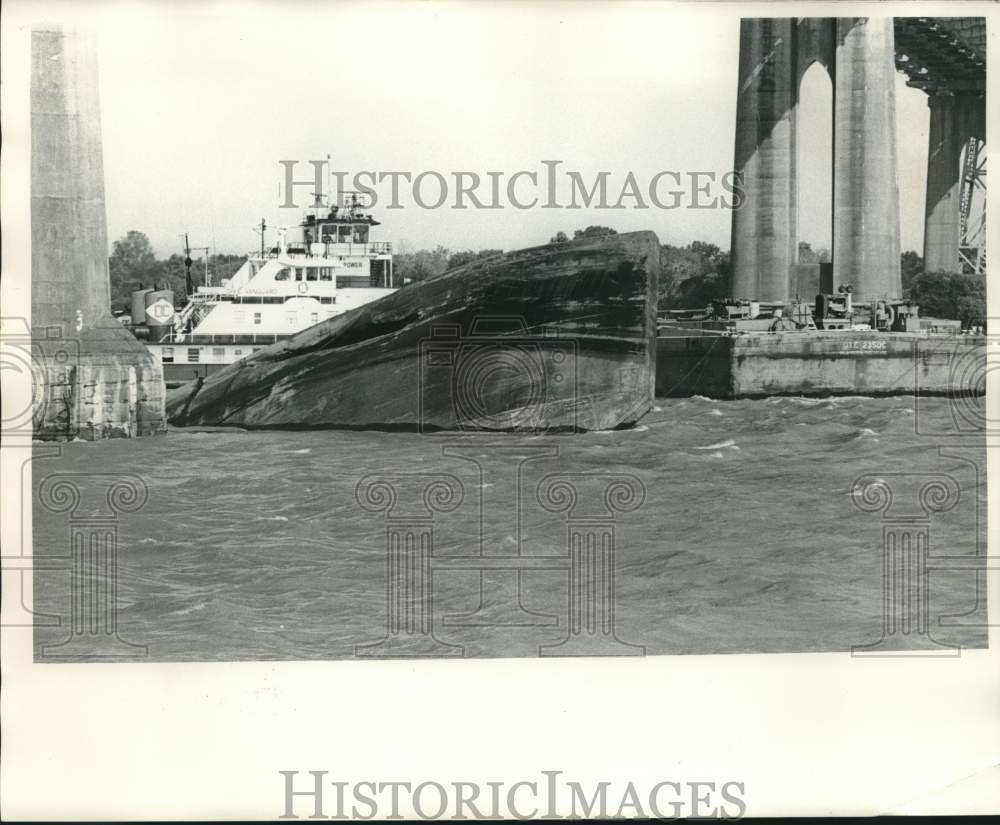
923;93;986;274
831;17;902;300
31;26;165;440
730;19;799;302
732;16;986;301
733;17;932;303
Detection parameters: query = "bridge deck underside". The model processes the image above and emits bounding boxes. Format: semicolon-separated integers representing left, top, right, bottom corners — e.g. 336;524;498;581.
894;17;985;93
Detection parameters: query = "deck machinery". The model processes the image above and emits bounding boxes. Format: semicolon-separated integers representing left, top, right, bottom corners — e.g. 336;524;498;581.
661;293;926;337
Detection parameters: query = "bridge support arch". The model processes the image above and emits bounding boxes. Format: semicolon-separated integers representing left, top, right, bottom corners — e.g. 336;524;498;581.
732;17;902;303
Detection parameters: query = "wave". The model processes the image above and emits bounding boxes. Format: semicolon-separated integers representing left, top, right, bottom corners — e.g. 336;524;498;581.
827;395;882;404
830;427;880;445
696;439;738;451
170;602;208;617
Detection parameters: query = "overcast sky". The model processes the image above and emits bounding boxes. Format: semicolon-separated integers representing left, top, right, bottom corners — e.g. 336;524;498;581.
78;1;932;258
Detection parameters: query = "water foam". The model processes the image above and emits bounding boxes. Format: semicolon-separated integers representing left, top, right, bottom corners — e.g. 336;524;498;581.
696;439;738;450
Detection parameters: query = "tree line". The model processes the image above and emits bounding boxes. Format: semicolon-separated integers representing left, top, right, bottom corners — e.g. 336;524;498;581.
108;228;985;327
108;231;244;312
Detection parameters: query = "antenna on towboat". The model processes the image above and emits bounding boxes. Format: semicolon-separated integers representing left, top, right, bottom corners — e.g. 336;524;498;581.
182;232;193;296
253;217;267;259
180;233;211;293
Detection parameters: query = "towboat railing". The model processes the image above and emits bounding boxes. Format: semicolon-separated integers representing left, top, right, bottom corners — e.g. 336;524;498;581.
248;241;393;259
157;333;286;346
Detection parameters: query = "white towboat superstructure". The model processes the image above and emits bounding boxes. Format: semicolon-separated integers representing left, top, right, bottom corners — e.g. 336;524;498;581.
139;195;396;387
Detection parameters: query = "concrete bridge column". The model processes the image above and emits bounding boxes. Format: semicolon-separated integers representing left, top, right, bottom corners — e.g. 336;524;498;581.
832;17;902;301
31;26;165;439
731;18;799;302
923;93;986;274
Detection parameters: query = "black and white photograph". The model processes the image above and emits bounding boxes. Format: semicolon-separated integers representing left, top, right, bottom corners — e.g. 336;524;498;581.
2;0;997;819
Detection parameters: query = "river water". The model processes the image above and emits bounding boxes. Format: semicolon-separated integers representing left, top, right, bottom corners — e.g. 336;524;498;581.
31;395;986;661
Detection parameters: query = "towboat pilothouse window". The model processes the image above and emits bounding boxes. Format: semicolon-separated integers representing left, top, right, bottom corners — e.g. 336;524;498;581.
352;224;369;243
275;268;290;281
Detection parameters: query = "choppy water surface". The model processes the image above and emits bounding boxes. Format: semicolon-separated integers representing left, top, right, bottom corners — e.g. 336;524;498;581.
32;396;986;660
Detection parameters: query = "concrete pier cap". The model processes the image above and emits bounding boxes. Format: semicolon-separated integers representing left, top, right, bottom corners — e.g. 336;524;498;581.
30;23;166;440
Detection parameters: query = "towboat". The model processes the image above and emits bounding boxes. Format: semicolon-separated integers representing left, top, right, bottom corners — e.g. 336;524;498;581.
130;193;396;387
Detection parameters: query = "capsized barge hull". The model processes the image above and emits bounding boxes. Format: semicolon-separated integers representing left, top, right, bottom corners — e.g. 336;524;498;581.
166;231;659;431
